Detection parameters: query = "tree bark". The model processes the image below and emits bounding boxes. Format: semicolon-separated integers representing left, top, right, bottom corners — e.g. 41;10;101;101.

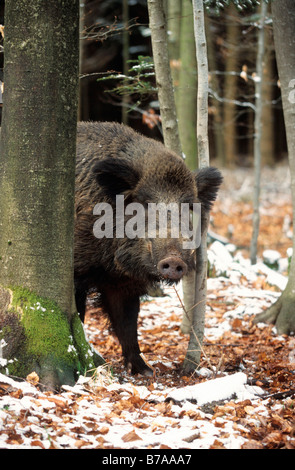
250;1;267;265
0;0;104;390
206;14;226;164
223;5;239;167
182;0;210;373
176;0;198;337
147;0;182;156
254;0;295;334
167;0;181;106
177;0;198;170
261;9;275;167
148;0;212;373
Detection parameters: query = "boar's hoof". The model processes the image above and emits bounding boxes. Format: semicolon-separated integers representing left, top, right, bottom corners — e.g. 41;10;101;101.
128;355;154;376
157;257;187;281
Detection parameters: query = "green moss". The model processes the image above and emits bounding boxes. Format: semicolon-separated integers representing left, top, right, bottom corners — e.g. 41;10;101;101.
0;286;104;387
11;287;77;362
71;311;105;374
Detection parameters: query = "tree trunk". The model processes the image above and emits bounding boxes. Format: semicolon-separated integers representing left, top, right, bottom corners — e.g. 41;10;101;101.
261;7;275;167
148;0;212;372
122;0;130;125
177;0;198;170
182;0;210;373
250;1;267;265
167;0;181;106
223;5;239;167
206;14;226;164
147;0;182;156
176;0;198;336
254;0;295;334
0;0;104;390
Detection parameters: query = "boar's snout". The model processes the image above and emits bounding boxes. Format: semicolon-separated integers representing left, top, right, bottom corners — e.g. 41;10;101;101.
157;256;188;281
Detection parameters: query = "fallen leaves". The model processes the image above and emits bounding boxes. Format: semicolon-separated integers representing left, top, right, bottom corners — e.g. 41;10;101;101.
1;167;295;449
122;430;142;442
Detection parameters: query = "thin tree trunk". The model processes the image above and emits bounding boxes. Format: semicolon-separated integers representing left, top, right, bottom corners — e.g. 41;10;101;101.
250;1;267;265
223;5;239;167
147;0;182;156
177;0;198;170
148;0;212;372
254;0;295;335
176;0;198;336
182;0;210;373
206;14;226;163
122;0;130;125
0;0;104;390
167;0;181;106
261;11;275;167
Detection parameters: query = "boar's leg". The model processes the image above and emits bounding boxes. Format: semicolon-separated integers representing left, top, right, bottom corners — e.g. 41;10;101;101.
101;289;153;376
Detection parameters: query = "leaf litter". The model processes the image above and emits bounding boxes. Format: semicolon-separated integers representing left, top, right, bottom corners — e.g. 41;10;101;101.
0;165;295;450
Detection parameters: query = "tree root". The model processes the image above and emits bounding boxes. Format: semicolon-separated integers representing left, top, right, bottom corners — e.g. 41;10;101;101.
254;287;295;335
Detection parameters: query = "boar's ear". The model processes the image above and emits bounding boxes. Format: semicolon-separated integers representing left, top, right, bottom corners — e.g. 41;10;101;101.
93;158;141;199
195;167;223;212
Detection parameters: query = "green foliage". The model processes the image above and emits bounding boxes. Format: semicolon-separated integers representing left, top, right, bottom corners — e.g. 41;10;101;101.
97;56;156;98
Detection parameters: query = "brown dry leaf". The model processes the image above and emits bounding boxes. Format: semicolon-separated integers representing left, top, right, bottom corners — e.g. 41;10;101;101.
38;396;68;408
134;422;149;430
98;426;109;435
244;406;256;415
31;440;45;448
10;389;23;399
26;372;39;386
242;440;263;449
121;430;142;442
262;431;284;447
210;439;225;449
142;109;161;130
231;318;242;330
75;439;90;448
6;433;24;446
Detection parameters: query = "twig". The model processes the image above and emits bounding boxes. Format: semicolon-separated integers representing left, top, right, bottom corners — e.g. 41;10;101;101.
173;286;215;375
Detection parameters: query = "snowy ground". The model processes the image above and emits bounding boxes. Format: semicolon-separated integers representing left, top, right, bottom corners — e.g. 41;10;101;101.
0;242;294;451
1;164;294;451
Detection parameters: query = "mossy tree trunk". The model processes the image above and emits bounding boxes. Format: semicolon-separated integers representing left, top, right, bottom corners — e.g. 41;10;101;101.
0;0;104;390
254;0;295;335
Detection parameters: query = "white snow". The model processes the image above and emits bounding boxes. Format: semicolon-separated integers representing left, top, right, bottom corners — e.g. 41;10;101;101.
166;372;262;405
0;243;290;449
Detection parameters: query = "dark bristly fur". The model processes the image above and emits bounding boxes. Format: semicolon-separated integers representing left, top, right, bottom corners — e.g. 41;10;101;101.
75;121;223;375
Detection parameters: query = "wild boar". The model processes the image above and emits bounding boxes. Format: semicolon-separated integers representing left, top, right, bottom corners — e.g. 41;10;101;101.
75;121;222;375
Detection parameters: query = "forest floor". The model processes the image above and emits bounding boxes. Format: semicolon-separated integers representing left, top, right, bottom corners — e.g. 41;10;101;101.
0;163;295;451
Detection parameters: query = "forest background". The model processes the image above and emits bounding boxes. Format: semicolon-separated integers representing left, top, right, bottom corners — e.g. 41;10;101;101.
75;0;286;168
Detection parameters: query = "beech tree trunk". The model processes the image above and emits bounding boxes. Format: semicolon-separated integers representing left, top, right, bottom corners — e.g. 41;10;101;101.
176;0;198;337
0;0;104;390
148;0;209;373
147;0;182;156
250;1;267;265
181;0;210;373
254;0;295;334
223;5;239;167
